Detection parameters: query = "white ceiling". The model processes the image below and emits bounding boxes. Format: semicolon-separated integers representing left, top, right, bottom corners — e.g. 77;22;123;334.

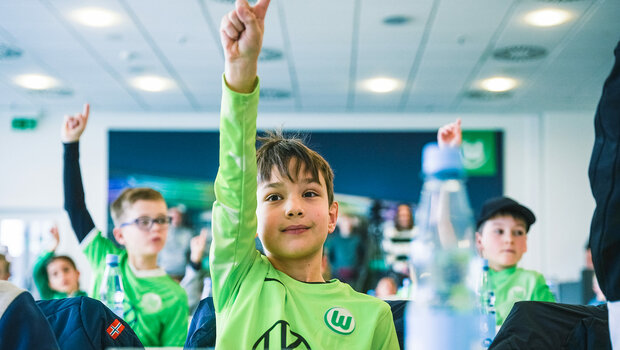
0;0;618;116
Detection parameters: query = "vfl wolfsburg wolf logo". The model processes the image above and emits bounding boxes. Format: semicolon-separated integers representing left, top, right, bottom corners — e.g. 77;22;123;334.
324;307;355;335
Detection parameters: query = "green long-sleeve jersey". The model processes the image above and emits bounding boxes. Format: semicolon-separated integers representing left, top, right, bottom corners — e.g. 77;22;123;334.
490;266;556;325
32;250;87;300
81;230;188;346
210;77;399;349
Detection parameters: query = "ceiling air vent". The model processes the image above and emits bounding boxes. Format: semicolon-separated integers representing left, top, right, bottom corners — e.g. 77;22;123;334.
536;0;583;2
260;88;290;100
28;87;74;97
493;45;547;61
0;44;22;59
383;15;413;26
259;47;283;61
463;90;512;100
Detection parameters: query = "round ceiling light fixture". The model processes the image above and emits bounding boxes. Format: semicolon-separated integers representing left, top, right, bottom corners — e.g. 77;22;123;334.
479;76;518;92
493;45;548;61
130;75;174;92
14;74;58;90
71;7;121;27
363;77;401;93
524;8;573;27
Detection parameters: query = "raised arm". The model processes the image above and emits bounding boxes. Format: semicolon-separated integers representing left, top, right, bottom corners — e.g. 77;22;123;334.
62;104;95;242
210;0;271;311
221;0;270;92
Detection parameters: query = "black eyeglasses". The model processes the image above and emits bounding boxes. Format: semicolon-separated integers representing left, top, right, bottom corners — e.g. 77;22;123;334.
120;216;172;231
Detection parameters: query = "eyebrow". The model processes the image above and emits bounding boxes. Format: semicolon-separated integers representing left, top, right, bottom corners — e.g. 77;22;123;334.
261;177;321;189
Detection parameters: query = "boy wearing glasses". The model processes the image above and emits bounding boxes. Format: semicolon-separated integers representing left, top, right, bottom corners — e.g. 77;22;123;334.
61;106;188;346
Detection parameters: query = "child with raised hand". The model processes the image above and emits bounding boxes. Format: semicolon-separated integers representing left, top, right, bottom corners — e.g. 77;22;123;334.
61;104;188;346
32;225;86;299
211;0;399;348
438;119;555;326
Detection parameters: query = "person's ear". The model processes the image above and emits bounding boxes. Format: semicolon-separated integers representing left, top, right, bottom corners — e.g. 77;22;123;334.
113;227;126;245
475;232;484;256
327;202;339;234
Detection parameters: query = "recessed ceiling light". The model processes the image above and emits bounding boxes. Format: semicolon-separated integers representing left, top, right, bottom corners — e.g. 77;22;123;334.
14;74;58;90
479;77;518;92
130;75;174;92
363;77;401;93
71;7;121;27
524;8;573;27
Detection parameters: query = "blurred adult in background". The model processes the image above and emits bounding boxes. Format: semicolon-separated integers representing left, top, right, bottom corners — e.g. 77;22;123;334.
382;203;416;278
158;205;194;281
325;213;364;287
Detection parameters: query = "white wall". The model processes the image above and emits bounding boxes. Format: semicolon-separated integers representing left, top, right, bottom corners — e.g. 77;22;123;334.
0;108;596;290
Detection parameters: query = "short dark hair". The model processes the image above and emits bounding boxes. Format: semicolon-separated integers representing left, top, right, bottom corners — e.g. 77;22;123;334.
110;187;165;225
47;255;78;271
257;131;335;204
479;210;531;232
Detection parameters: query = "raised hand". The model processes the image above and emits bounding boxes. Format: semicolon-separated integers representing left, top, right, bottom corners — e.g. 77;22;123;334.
190;228;210;265
49;224;60;252
437;118;462;148
61;103;90;143
220;0;271;93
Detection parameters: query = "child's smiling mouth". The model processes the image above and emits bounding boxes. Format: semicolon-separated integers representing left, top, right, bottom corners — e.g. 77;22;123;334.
282;225;309;234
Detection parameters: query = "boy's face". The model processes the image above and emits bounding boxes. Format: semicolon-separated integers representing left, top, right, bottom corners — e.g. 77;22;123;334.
47;259;80;294
113;199;169;258
476;214;528;271
257;160;338;264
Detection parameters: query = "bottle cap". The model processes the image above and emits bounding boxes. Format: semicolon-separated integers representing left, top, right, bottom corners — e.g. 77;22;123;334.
421;143;464;177
106;254;119;266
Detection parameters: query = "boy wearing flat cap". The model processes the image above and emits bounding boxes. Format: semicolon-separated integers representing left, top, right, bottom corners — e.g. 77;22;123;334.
475;196;556;326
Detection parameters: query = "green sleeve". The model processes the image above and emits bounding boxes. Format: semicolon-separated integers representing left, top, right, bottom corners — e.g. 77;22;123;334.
82;230;122;297
371;307;400;350
533;273;556;302
210;76;260;312
160;289;189;346
32;251;55;299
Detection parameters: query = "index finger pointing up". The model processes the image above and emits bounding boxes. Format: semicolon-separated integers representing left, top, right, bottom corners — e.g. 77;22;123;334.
252;0;271;20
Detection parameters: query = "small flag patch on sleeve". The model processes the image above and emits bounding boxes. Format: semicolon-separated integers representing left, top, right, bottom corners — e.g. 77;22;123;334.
106;319;125;340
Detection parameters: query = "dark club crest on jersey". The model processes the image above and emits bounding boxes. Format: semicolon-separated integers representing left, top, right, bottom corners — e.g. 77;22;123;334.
252;320;310;349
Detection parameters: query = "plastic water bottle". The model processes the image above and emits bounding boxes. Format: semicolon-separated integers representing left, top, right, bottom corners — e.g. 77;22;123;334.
480;259;496;347
100;254;125;318
406;143;483;349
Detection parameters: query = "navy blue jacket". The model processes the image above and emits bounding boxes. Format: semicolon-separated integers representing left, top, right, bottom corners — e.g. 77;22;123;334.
37;296;143;350
0;281;59;350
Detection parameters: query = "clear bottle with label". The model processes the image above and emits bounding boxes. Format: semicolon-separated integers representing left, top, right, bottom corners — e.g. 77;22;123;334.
100;254;125;318
406;143;483;349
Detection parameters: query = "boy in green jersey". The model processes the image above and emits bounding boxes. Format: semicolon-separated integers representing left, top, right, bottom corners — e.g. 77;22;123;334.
211;0;399;348
32;225;87;299
61;106;188;346
475;197;556;326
